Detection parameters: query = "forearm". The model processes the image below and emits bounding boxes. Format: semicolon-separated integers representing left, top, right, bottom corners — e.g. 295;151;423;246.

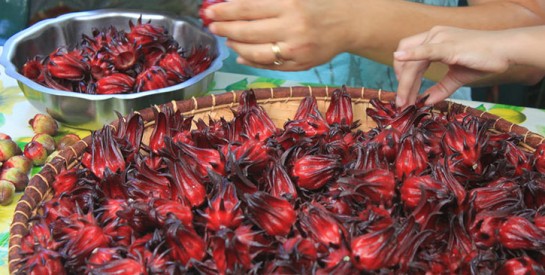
505;27;545;70
346;0;545;72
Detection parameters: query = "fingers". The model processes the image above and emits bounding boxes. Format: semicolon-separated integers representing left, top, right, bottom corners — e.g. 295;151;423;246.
205;0;281;21
395;60;428;108
227;40;293;65
209;18;284;44
236;56;300;71
423;71;464;105
394;44;449;63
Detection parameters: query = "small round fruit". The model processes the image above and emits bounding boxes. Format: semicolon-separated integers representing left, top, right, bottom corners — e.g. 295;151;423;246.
0;139;21;162
0;133;11;140
56;134;81;151
1;168;29;192
0;180;15;206
29;114;58;136
24;141;48;166
32;133;56;154
3;155;33;174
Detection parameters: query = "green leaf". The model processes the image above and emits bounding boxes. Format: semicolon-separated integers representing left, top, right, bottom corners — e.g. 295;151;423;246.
489;104;525;112
225;79;248;92
0;114;4;128
487;108;526;124
31;166;42;177
251;77;285;87
0;232;8;247
474;104;487;111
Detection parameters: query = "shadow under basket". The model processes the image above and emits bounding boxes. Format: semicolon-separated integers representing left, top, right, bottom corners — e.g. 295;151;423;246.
8;86;545;273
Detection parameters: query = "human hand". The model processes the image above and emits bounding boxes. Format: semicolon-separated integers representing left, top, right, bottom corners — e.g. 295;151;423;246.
204;0;354;71
393;26;512;108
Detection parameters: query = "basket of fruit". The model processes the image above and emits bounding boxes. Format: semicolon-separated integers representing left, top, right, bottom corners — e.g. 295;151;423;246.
8;86;545;274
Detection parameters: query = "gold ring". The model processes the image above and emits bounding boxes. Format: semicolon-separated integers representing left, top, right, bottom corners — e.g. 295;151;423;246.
271;43;284;65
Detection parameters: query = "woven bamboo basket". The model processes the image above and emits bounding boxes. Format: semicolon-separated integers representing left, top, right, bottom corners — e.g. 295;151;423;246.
8;86;545;273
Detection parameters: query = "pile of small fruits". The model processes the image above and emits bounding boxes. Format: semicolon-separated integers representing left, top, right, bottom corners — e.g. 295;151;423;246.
0;114;80;205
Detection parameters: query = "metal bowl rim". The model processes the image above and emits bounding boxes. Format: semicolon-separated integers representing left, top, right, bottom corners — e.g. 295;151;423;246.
0;9;228;100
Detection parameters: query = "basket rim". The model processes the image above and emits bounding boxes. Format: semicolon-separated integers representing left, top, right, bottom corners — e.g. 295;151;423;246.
8;85;545;273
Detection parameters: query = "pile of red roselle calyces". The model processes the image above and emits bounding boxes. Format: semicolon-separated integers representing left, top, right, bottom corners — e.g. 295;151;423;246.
21;18;214;94
16;88;545;274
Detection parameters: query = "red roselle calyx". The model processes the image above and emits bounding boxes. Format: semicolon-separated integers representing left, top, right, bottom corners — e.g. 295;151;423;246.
148;198;193;227
395;131;428;180
300;203;345;246
128;18;169;47
165;158;206;207
504;141;532;176
96;73;135;94
87;247;121;267
497;256;545;275
370;127;401;163
326;87;353;125
160;50;192;82
292;154;341;190
88;258;146;275
104;36;138;70
135;66;169;92
81;126;126;179
470;213;504;249
20;248;66;275
167;140;225;178
235;89;278;141
203;179;243;231
282;236;319;266
351;227;397;271
285;96;330;138
199;0;225;26
54;212;110;269
244;191;296;236
165;219;206;265
470;179;521;212
533;143;545;173
498;216;545;250
46;48;89;81
265;161;298;200
400;175;447;209
22;56;44;82
442;118;486;173
340;168;396;206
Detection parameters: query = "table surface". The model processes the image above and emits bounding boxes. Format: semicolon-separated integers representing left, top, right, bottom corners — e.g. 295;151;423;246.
1;48;545;273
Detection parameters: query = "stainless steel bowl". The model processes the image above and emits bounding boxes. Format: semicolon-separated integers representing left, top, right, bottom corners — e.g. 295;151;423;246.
0;9;227;130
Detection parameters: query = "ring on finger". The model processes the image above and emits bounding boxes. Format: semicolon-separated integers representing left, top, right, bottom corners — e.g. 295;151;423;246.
271;42;284;65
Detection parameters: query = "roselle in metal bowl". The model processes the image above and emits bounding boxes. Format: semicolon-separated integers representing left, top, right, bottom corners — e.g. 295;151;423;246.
0;9;227;130
8;87;545;274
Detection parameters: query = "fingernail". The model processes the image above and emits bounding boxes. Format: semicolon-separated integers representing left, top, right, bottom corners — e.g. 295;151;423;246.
393;51;406;59
204;9;214;19
395;96;404;107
